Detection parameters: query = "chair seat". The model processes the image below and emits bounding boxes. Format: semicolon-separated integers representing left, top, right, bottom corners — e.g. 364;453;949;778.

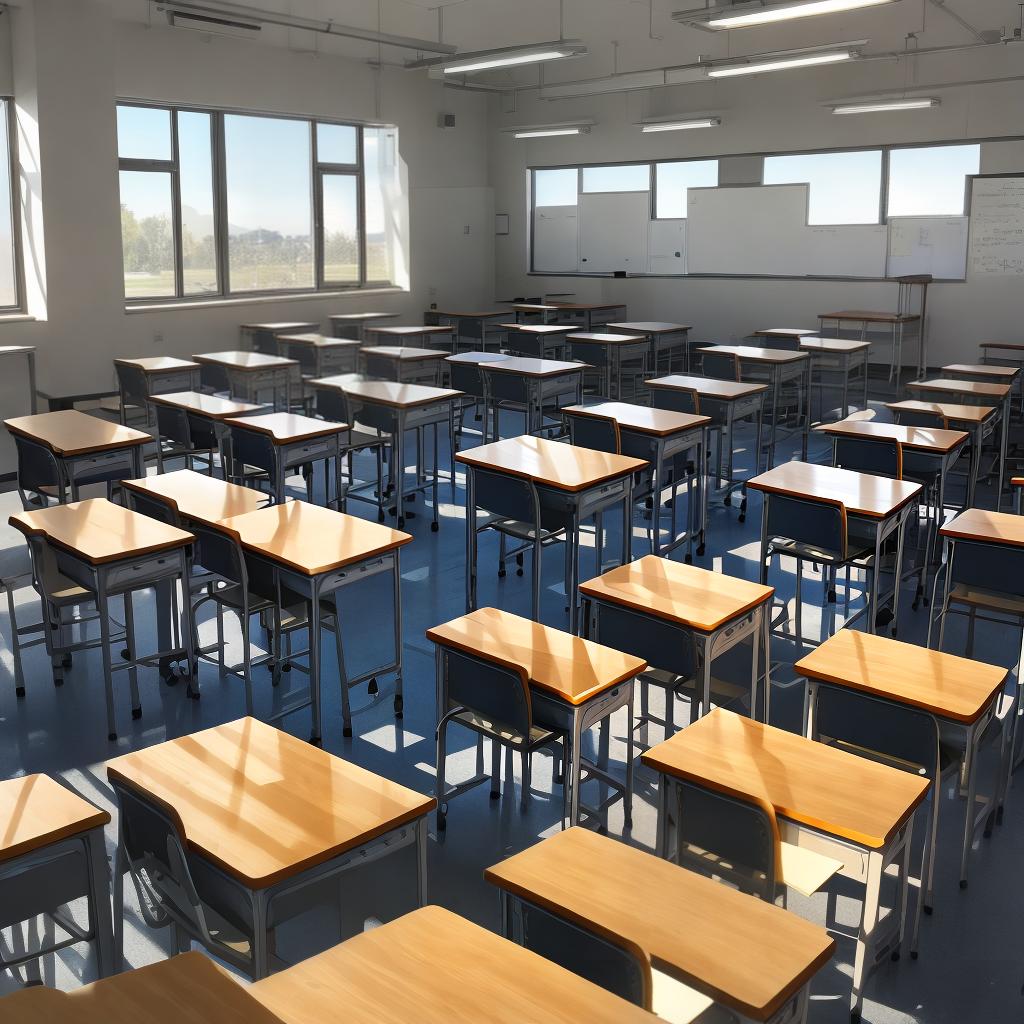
489;519;567;543
344;428;388;451
48;573;91;604
452;708;561;751
948;583;1024;616
768;535;874;566
641;669;746;708
650;969;715;1024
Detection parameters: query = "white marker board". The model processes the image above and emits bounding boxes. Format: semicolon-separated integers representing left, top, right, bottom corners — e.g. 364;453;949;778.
807;224;887;278
968;176;1024;277
648;218;686;274
532;205;578;273
887;216;968;280
578;192;650;273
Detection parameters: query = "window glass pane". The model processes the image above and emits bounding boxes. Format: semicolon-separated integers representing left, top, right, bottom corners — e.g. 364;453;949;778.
224;114;314;292
178;111;218;295
581;164;649;192
764;150;882;224
119;170;175;298
0;102;17;307
887;144;980;217
655;160;719;219
364;126;399;283
116;104;172;161
322;174;360;283
534;168;578;207
317;123;357;165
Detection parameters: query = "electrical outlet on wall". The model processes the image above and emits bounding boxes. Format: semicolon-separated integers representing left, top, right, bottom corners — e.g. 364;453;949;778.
464;225;471;235
153;332;163;346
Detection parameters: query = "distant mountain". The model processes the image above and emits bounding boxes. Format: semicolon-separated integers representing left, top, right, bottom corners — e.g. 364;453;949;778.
181;203;248;239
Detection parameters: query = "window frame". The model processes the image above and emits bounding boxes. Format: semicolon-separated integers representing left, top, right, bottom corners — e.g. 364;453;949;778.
116;100;392;305
0;96;25;313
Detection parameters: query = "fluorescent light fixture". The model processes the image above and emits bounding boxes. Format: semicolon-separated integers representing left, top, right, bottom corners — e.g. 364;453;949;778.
676;0;898;31
832;97;938;113
167;9;261;36
707;47;856;77
503;120;594;139
639;117;721;132
514;128;583;138
407;40;587;75
445;50;573;73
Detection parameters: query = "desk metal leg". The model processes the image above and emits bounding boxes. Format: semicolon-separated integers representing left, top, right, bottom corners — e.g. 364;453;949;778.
86;828;115;978
112;827;126;973
767;367;779;469
416;817;428;906
466;469;477;612
308;579;323;744
851;849;884;1020
27;351;37;414
97;583;117;741
567;515;581;633
997;397;1009;509
622;479;632;566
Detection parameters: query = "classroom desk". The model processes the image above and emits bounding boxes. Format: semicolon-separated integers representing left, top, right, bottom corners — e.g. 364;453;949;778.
457;435;646;631
227;412;349;507
218;502;411;740
642;708;929;1021
942;362;1020;385
479;357;587;442
648;374;768;516
328;311;399;340
566;332;649;400
507;301;562;323
795;628;1006;938
360;344;449;385
486;827;834;1024
754;328;818;347
431;309;508;349
277;332;360;379
747;462;922;636
0;344;37;413
427;607;643;828
799;338;871;419
907;378;1011;505
4;409;149;502
9;498;195;740
550;301;628;331
698;345;810;469
500;322;575;360
240;321;319;355
106;717;433;977
113;357;201;425
123;468;266;525
193;351;298;410
249;905;655;1024
607;321;692;375
579;554;774;727
0;774;114;980
363;325;455;353
317;378;461;530
979;342;1024;411
562;401;709;558
817;309;922;384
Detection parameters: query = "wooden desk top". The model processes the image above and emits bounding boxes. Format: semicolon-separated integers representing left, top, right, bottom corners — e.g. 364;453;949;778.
250;905;654;1024
579;554;773;633
364;326;454;337
220;500;410;576
480;356;587;378
5;409;150;456
979;341;1024;352
318;378;461;409
940;507;1024;549
507;302;561;312
329;312;398;322
647;374;768;401
149;391;264;420
886;399;995;425
428;607;645;707
908;378;1011;399
114;356;201;373
0;774;109;865
550;302;623;311
107;717;434;889
567;332;647;345
642;708;929;850
795;629;1006;725
755;328;818;338
501;323;575;335
819;309;920;324
942;363;1020;379
748;461;921;518
228;412;349;443
699;345;809;365
445;351;510;365
562;401;710;437
800;338;872;354
123;469;266;526
360;345;449;361
433;309;506;318
817;418;967;454
278;333;360;349
606;321;691;334
240;321;318;332
10;498;193;565
485;828;833;1021
456;434;646;493
193;351;298;371
0;952;282;1024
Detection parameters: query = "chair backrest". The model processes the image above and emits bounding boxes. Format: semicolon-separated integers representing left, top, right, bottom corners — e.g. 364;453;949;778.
282;341;317;375
315;386;351;424
473;466;541;525
154;403;192;451
127;489;181;527
189;521;249;590
460;318;485;349
812;684;939;781
506;330;545;360
449;361;485;398
650;387;700;416
948;537;1024;600
14;435;64;509
589;600;695;679
567;339;609;368
701;352;739;381
440;646;533;741
892;407;947;430
115;364;149;407
229;424;276;477
565;412;620;455
766;493;847;560
833;435;903;480
199;362;230;394
483;367;529;405
424;311;441;326
675;780;781;902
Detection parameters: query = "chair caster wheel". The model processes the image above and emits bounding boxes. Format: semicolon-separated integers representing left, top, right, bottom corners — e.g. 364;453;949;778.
121;649;131;660
516;568;524;577
827;590;837;603
891;951;900;962
283;663;291;673
738;514;746;523
131;707;143;720
696;544;706;557
53;674;64;687
108;731;118;742
15;686;25;699
368;677;379;695
343;725;353;738
62;654;73;668
431;521;439;532
310;734;323;746
623;816;633;830
377;511;385;522
740;499;747;513
498;568;506;578
851;1012;861;1024
923;904;933;916
959;879;968;890
911;950;919;960
724;495;732;507
490;790;500;801
685;554;693;564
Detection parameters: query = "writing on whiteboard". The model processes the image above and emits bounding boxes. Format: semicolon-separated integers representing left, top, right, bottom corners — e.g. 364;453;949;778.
969;178;1024;277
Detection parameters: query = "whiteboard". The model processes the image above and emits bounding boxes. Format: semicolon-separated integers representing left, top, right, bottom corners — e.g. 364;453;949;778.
887;216;968;280
648;219;685;274
968;176;1024;277
578;192;650;274
807;225;887;278
532;205;578;273
688;184;808;276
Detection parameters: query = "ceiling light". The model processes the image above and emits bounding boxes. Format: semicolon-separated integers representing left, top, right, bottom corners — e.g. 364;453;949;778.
639;117;721;132
675;0;898;31
707;48;856;77
832;97;938;113
407;40;587;75
514;128;583;138
504;121;594;139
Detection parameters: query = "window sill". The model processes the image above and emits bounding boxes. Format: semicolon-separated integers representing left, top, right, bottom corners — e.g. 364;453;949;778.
126;286;406;314
0;313;36;325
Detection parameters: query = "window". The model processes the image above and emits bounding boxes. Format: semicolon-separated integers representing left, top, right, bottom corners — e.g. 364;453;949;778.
887;144;980;217
534;168;578;207
116;103;402;302
581;164;650;193
763;150;882;224
655;160;719;219
0;98;21;309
